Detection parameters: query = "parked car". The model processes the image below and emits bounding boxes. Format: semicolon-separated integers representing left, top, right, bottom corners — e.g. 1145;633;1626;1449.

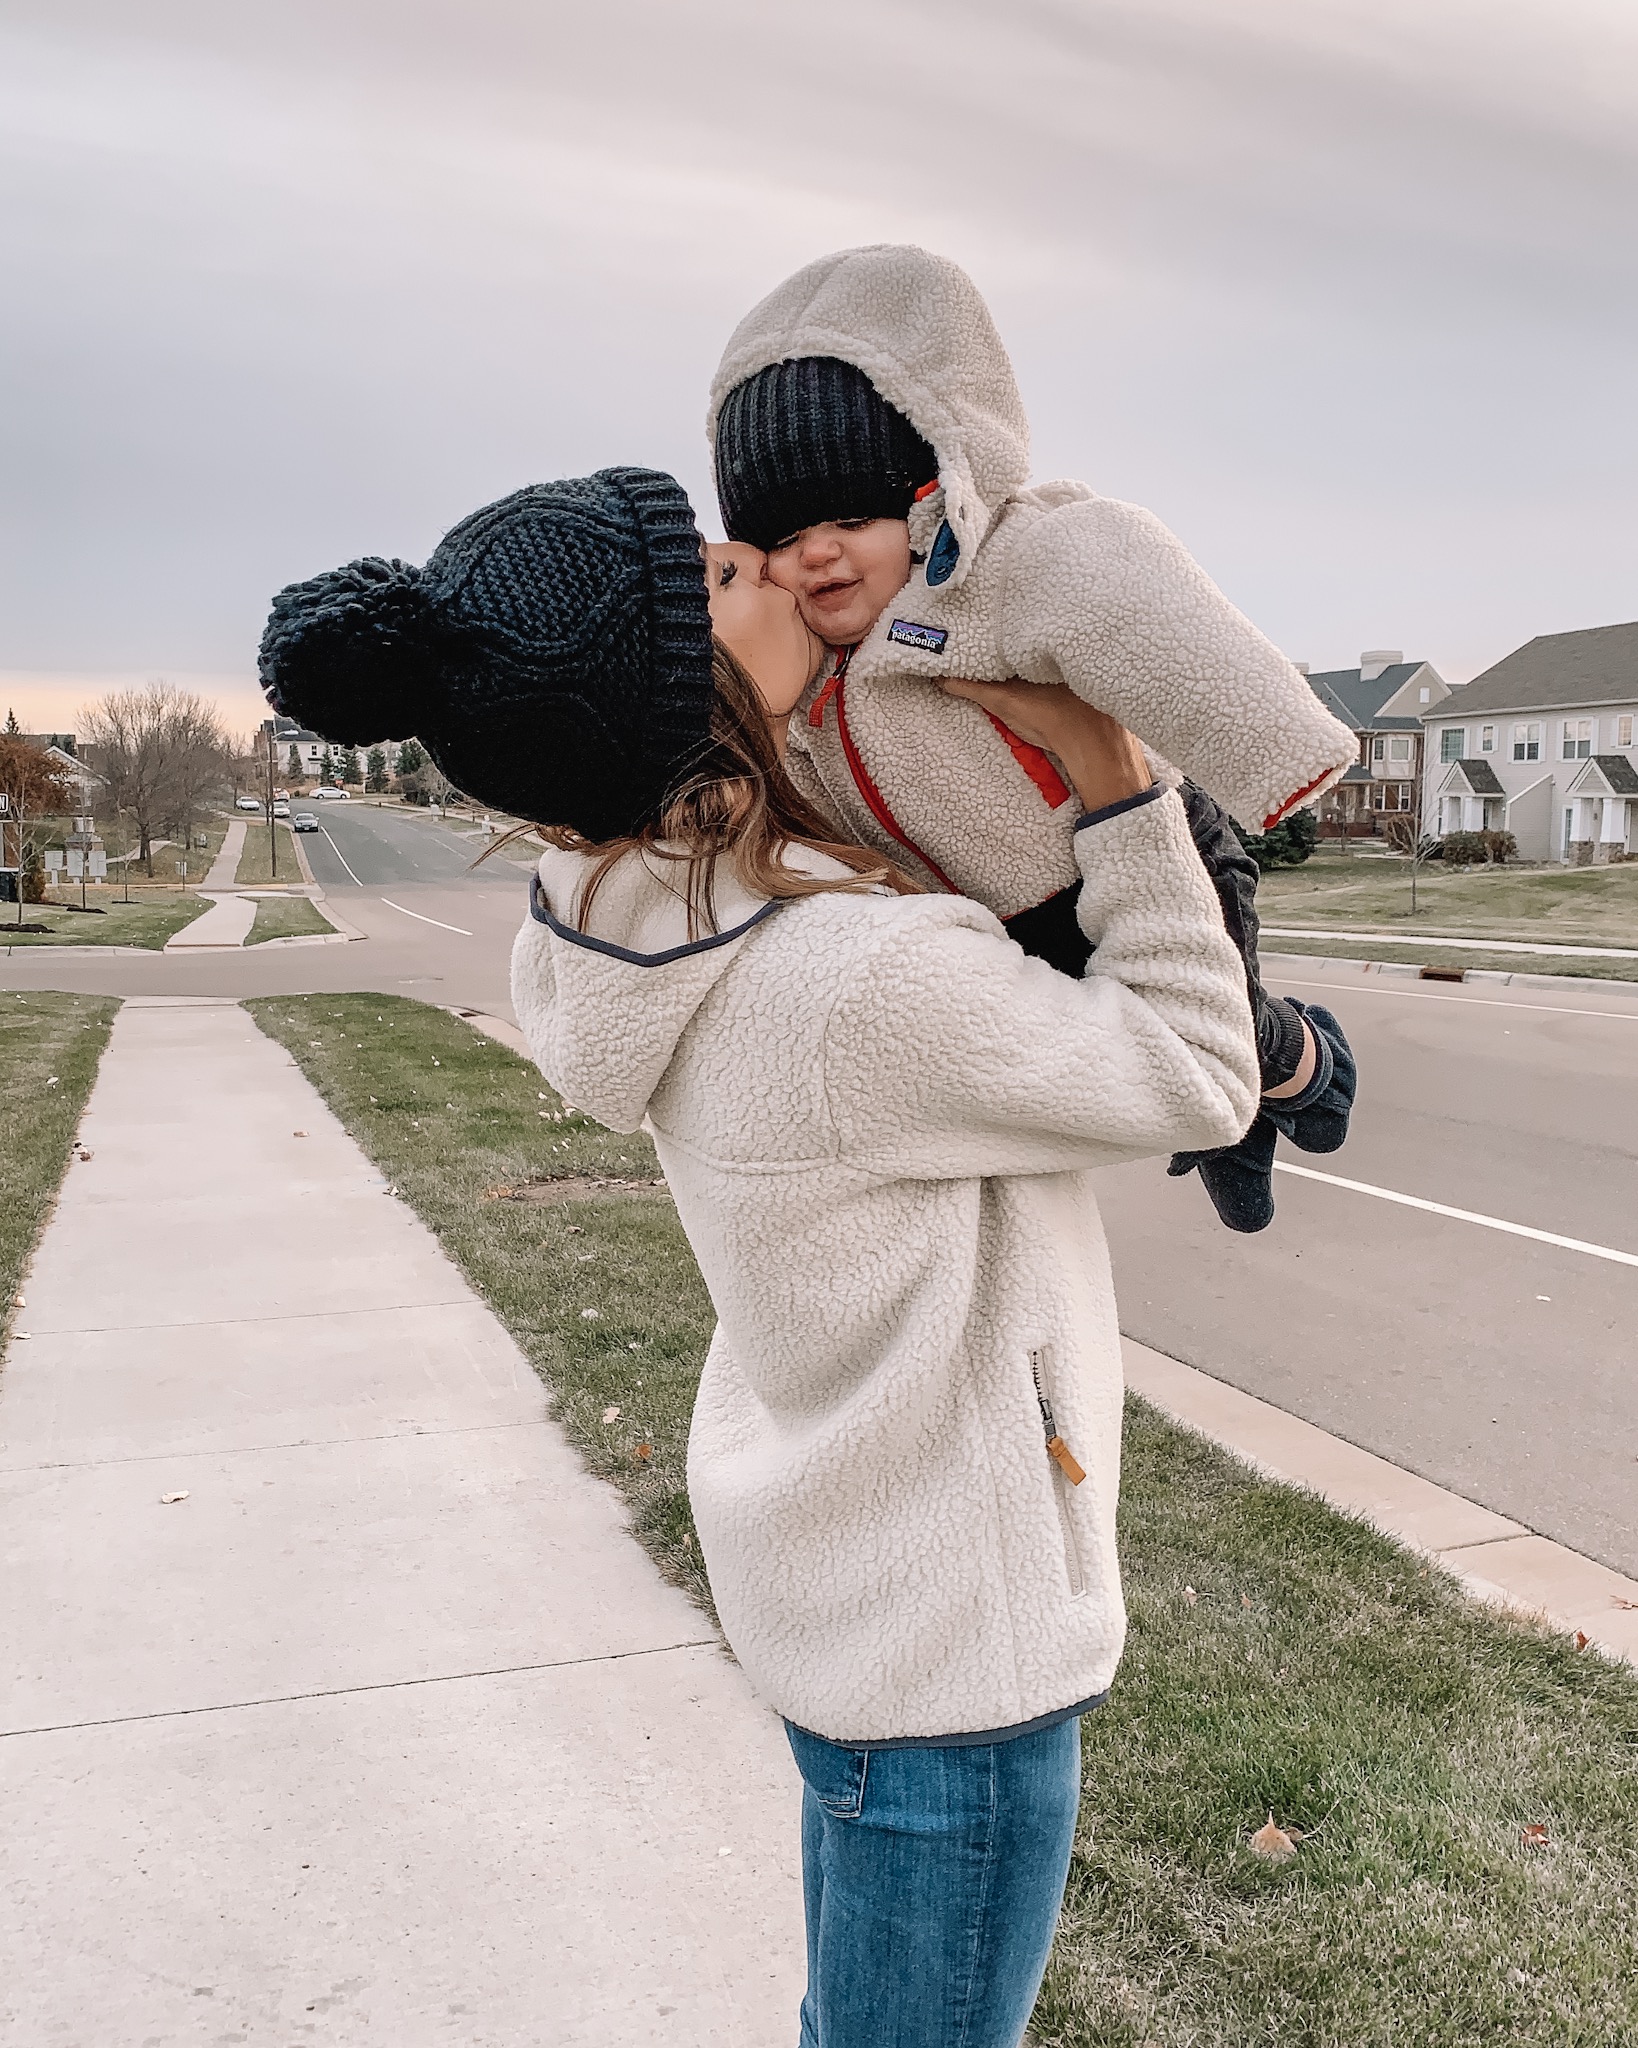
273;800;291;819
314;786;349;801
234;795;261;812
292;811;320;833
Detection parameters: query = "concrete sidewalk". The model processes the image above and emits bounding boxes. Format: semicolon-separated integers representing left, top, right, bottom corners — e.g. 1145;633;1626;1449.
0;998;803;2045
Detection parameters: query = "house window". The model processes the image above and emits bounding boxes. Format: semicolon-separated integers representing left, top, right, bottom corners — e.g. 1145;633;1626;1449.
1419;687;1431;703
1440;729;1466;762
1371;785;1386;810
1398;783;1413;807
1372;736;1386;762
1618;716;1634;748
1388;735;1411;762
1513;722;1541;762
1562;719;1591;759
1480;725;1496;751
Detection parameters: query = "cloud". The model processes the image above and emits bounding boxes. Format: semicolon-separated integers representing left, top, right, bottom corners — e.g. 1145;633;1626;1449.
1;0;1633;686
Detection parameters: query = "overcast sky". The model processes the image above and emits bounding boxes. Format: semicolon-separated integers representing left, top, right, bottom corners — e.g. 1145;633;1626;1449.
3;0;1634;739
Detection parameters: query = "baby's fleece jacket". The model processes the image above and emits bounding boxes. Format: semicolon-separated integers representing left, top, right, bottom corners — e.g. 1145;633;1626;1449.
511;788;1259;1743
709;245;1354;1078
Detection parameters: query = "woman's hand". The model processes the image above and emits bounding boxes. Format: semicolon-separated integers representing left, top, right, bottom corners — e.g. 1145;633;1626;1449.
941;677;1152;816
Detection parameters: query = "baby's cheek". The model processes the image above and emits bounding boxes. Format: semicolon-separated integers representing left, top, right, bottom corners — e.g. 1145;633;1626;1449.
764;552;803;595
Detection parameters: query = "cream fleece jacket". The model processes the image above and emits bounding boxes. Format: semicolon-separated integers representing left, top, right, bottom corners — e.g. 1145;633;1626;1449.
709;244;1356;913
511;789;1258;1742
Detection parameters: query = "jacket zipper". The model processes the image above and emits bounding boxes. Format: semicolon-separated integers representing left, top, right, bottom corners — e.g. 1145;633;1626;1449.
1030;1347;1086;1598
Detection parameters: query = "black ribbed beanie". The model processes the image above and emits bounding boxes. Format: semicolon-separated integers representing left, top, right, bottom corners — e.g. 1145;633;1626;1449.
257;469;716;842
715;356;938;550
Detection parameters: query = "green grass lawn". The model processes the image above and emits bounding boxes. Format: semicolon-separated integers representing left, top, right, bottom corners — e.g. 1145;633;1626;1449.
0;891;211;948
248;994;1638;2044
246;895;336;945
1261;853;1638;943
1;994;120;1350
235;822;301;886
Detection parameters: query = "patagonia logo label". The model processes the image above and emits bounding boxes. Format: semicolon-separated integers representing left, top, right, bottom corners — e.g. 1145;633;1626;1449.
887;618;948;654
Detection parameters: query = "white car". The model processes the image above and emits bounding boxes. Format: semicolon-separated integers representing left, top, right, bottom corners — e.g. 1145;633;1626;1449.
315;786;349;801
272;800;291;818
235;795;260;812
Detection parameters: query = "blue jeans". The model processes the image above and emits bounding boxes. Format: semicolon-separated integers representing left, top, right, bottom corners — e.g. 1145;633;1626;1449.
785;1717;1083;2048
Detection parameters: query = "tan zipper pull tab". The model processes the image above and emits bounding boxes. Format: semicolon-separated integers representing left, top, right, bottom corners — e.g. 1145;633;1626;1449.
1046;1436;1086;1486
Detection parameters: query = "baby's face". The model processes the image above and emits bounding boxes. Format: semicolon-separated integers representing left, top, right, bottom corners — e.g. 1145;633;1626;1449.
764;519;912;649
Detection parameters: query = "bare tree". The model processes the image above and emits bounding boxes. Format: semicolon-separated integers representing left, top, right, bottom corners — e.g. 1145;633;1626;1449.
79;681;232;876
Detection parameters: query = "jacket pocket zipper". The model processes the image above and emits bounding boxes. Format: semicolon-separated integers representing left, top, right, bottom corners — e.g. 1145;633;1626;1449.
1031;1348;1086;1598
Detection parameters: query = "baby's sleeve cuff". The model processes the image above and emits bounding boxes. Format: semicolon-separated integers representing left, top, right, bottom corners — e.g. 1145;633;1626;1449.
1072;782;1165;832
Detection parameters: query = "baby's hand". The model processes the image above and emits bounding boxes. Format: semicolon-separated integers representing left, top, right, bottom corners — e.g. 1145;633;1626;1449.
941;677;1150;815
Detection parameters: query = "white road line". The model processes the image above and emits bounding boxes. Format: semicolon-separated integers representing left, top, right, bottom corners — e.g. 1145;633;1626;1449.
379;898;473;936
1265;974;1638;1024
320;829;364;887
1271;1162;1638;1270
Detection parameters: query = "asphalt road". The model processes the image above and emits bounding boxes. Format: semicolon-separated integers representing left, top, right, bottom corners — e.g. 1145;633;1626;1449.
1094;957;1638;1578
5;817;1636;1576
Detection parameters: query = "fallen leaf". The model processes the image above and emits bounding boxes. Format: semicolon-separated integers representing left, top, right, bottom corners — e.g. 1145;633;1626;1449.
160;1491;190;1505
12;1295;23;1308
1574;1631;1590;1650
581;1307;600;1320
1182;1585;1197;1606
602;1405;621;1424
293;1130;308;1138
1521;1822;1549;1849
538;1109;553;1118
1241;1592;1252;1609
13;1331;31;1341
46;1076;59;1087
565;1225;584;1236
717;1846;733;1857
633;1442;653;1463
1249;1814;1298;1863
1612;1596;1638;1611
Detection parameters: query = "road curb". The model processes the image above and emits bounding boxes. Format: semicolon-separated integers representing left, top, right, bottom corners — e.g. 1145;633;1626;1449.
1122;1336;1638;1669
1262;950;1638;998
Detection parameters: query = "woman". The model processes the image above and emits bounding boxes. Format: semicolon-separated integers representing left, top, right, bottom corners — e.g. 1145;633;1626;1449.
259;468;1259;2048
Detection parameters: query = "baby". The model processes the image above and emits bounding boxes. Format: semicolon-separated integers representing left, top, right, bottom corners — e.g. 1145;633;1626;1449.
709;245;1357;1229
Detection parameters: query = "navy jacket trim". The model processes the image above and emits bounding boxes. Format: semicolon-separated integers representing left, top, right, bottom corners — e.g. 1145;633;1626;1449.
1073;781;1165;832
787;1691;1108;1753
529;871;783;966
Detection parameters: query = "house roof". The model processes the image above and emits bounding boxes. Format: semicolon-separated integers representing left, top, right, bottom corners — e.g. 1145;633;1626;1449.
1304;663;1428;732
1591;753;1638;796
1454;758;1505;795
1338;764;1373;784
1436;620;1638;716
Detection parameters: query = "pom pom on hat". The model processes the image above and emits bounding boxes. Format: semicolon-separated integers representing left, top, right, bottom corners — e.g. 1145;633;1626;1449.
260;556;438;749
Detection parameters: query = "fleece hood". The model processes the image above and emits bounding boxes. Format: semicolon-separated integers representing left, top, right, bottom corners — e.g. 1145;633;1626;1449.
709;244;1028;589
518;843;787;1132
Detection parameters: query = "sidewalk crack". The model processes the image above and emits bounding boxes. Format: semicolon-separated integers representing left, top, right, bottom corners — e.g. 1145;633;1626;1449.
1;1638;724;1741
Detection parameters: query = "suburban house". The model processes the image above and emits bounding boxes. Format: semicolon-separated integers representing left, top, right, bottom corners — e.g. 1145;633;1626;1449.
269;717;335;778
21;733;104;810
1419;620;1638;863
1300;652;1454;837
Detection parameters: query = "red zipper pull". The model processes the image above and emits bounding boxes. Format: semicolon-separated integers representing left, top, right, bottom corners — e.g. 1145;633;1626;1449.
807;644;854;729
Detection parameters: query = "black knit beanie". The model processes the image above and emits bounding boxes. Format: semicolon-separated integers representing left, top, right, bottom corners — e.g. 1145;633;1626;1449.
715;356;938;551
257;469;716;842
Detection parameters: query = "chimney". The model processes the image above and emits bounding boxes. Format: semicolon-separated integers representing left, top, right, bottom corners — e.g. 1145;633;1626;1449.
1359;648;1403;683
1292;661;1310;675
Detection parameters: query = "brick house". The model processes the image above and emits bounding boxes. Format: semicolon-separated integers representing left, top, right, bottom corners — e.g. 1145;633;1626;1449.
1301;652;1454;837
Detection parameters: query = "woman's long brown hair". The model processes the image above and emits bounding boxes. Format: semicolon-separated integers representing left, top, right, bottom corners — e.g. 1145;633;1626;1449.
530;641;922;938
